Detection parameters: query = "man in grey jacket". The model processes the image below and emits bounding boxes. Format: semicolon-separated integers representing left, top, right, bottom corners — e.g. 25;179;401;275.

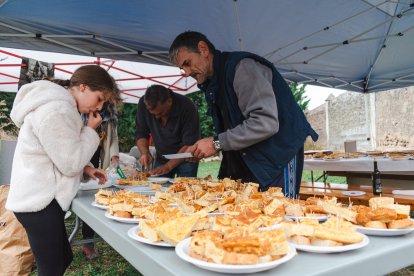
169;31;318;197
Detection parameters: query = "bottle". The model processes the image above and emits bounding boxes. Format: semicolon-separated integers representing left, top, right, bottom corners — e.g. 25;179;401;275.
372;160;382;195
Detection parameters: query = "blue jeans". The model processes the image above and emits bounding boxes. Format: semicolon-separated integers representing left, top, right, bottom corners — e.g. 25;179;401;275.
154;159;198;178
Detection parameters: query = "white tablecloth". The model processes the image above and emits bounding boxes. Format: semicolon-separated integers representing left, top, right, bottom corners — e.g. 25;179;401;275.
72;190;414;276
304;157;414;172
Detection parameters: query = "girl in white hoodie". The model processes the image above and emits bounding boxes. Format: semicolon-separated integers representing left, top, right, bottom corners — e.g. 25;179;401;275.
6;65;121;276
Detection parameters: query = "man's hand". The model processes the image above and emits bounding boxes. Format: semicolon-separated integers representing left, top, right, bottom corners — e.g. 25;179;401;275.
87;111;102;129
189;137;217;159
149;163;171;176
83;166;107;184
139;152;153;170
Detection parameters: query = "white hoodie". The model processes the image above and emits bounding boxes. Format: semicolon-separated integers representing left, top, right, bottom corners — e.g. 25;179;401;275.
6;80;99;212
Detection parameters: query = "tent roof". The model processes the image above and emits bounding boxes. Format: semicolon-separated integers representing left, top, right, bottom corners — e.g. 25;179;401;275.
0;0;413;92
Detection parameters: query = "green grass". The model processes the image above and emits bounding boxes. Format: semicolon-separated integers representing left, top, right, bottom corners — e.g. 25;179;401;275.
302;169;347;184
28;161;412;275
197;160;220;178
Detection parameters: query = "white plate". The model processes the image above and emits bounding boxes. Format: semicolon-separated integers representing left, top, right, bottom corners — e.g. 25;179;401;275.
104;212;141;224
389;156;411;161
114;184;153;194
127;226;174;247
91;201;109;210
163;152;193;159
285;214;330;222
79;179;112;191
356;224;414;236
323;158;341;161
392;190;414;196
175;237;297;274
147;177;170;184
342;191;366;196
292;233;369;253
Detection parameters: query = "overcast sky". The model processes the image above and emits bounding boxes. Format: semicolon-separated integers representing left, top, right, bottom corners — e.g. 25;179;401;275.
304;85;346;110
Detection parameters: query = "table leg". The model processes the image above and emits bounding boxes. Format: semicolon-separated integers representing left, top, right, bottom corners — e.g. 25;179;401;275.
68;214;80;243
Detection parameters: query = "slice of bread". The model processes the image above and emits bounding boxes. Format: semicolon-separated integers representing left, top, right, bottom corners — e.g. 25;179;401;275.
156;214;200;245
388;219;413;229
365;220;387;229
320;201;357;224
311;237;343;247
369;197;394;208
281;222;314;237
140;220;160;242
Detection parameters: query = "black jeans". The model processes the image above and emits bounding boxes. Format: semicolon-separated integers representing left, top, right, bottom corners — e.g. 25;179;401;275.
14;199;73;276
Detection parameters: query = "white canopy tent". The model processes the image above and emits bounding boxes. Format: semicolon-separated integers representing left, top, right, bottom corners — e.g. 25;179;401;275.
0;47;198;104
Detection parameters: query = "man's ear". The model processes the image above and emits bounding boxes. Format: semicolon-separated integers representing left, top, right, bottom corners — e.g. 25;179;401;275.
198;41;210;57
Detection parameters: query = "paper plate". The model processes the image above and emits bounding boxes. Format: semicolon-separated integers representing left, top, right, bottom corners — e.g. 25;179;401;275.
79;180;112;191
147;177;171;184
292;233;369;253
175;237;297;274
127;226;174;247
91;201;109;210
342;191;366;196
356;220;414;236
104;212;141;224
285;214;330;222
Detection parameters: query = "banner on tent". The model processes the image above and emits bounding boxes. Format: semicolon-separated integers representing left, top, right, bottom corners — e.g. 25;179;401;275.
18;57;54;89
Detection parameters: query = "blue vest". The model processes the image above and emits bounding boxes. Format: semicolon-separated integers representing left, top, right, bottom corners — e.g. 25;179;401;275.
199;51;318;189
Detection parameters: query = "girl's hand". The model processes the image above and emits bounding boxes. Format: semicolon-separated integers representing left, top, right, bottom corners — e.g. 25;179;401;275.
87;111;102;129
84;166;107;184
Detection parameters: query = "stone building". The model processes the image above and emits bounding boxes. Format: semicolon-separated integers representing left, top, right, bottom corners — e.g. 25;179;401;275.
305;86;414;151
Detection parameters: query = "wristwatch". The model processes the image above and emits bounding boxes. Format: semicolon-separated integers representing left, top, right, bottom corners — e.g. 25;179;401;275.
212;135;222;152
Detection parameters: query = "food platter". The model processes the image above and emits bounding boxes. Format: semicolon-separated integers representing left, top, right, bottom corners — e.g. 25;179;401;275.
175;237;297;274
104;212;142;224
291;233;369;253
91;201;109;210
127;226;174;247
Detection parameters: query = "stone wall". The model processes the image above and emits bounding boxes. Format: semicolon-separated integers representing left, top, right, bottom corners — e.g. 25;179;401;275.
375;87;414;149
305;104;326;146
305;86;414;151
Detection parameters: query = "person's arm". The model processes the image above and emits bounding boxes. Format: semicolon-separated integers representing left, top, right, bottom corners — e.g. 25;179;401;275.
37;106;100;177
136;137;153;169
149;145;189;175
135;98;153;169
219;58;279;151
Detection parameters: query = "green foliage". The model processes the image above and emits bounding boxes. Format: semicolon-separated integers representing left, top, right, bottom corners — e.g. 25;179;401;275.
186;91;215;138
290;83;310;111
197;160;220;178
117;103;137;153
0;92;18;137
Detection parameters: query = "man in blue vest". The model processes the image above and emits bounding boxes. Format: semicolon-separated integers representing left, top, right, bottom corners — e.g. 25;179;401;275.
169;31;318;198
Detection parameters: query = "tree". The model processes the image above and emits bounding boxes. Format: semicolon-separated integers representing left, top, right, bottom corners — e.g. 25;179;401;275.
117;103;137;152
186;91;215;138
290;83;310;111
0;93;18;138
